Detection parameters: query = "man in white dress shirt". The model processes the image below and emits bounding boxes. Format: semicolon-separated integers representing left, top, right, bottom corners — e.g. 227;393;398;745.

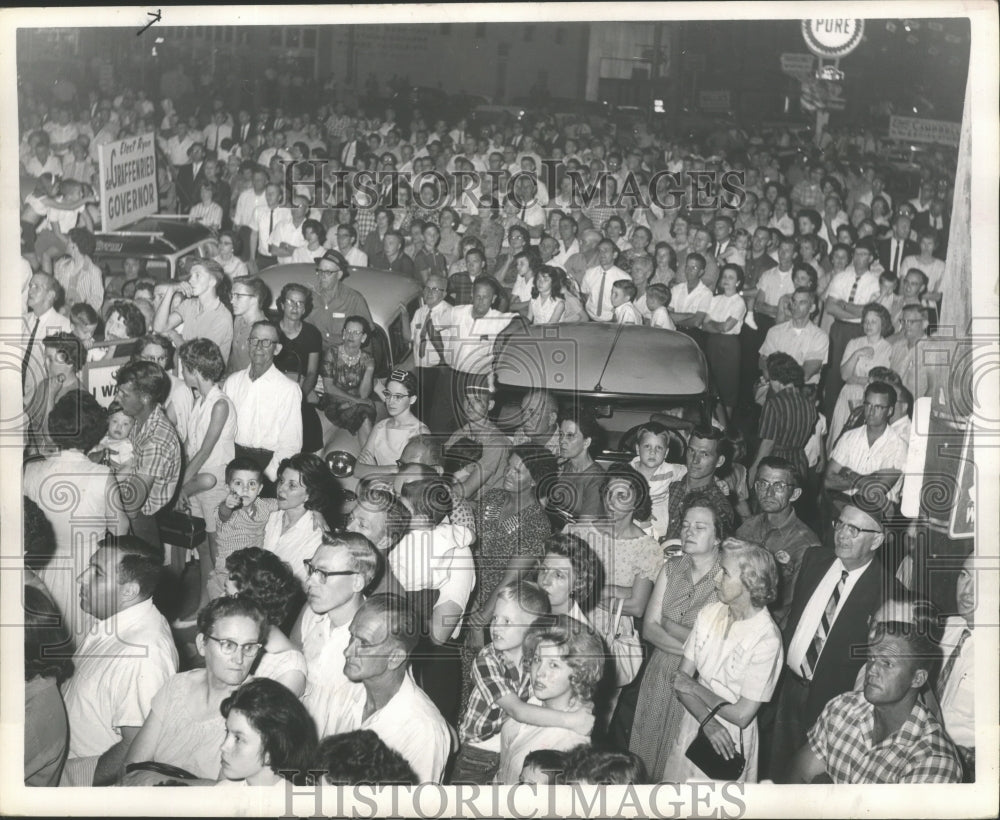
759;288;830;386
232;168;269;263
60;536;178;785
582;239;625;322
411;273;454;432
550;215;581;270
333;224;369;268
22;272;71;433
293;533;380;737
937;552;976;779
223;319;303;494
668;253;713;344
325;593;451;783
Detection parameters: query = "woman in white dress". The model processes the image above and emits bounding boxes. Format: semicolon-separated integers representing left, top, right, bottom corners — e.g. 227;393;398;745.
215;679;318;787
263;454;335;588
664;538;783;784
357;369;430;466
827;302;895;446
176;338;237;616
22;390;128;647
528;265;566;324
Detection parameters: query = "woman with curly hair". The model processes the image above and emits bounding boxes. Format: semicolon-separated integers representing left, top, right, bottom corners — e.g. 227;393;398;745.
263;453;337;588
534;533;604;625
495;614;606;784
223;547;307;696
102;299;147;358
665;538;782;784
827;302;894;446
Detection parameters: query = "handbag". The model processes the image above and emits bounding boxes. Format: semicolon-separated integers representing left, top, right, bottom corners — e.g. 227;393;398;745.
685;702;746;781
155;508;206;550
597;597;644;688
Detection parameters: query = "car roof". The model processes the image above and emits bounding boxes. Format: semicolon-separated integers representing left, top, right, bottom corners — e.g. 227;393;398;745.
94;218;213;256
257;263;421;328
495;323;709;399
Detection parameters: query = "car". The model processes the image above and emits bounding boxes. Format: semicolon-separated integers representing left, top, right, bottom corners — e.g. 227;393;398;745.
93;217;216;284
492;322;714;463
256;262;422;379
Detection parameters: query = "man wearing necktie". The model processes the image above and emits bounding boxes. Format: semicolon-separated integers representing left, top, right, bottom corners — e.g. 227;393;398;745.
763;500;899;781
582;239;625;322
22;273;72;436
877;214;918;276
410;274;454;432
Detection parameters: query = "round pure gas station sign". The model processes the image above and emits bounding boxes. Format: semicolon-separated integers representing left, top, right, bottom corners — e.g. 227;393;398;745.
801;19;865;58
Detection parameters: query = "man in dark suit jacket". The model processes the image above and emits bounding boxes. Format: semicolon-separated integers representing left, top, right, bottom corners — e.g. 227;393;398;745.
911;199;950;258
764;500;899;781
876;214;920;277
175;142;207;213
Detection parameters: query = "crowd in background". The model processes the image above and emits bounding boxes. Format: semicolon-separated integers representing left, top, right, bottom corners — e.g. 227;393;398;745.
18;60;975;790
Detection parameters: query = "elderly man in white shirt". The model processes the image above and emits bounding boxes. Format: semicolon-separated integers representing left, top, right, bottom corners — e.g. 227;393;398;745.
22;272;72;432
325;594;452;783
410;273;454;430
223;319;303;492
582;239;626;322
60;536;179;786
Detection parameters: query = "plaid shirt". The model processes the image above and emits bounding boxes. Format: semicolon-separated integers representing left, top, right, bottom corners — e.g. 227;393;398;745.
459;643;530;745
128;404;182;516
353;205;377;245
808;690;962;784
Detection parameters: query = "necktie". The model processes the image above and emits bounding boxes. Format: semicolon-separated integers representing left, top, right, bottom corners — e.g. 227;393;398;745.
936;627;971;699
22;315;39;389
801;570;848;680
268;208;274;236
419;311;446;363
596;271;608;320
893;241;901;275
847;275;860;305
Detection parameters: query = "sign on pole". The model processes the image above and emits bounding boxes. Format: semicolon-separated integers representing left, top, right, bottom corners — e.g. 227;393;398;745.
801;19;865;58
98;132;158;231
888;115;961;147
698;89;731;113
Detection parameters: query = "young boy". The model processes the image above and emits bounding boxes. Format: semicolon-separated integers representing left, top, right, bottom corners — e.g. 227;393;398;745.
452;582;592;785
645;283;675;330
629;422;687;540
611;279;643;325
520;748;570;785
204;456;279;601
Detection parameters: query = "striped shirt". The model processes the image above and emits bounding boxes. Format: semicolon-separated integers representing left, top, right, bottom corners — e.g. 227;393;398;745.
759;386;818;479
459;643;530;746
808;690;962;783
213;497;280;571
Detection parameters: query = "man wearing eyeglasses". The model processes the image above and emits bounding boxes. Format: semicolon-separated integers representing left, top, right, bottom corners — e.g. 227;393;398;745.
764;500;899;781
223;319;303;495
309;250;373;351
292;533;380;738
736;456;821;630
410;273;454;432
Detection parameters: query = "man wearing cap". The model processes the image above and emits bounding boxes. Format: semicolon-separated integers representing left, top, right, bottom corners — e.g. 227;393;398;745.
765;500;898;781
822;238;881;421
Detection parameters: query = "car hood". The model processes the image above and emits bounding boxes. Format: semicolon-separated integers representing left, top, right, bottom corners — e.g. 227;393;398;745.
495;322;709;399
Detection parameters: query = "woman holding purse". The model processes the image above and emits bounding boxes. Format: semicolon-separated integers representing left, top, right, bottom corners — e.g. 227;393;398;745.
664;538;783;784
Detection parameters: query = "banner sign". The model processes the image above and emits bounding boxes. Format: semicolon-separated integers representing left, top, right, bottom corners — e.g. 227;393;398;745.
98;132;158;231
888;115;961;146
83;354;130;408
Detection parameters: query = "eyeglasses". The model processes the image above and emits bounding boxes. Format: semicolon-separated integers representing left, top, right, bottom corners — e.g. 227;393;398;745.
342;329;364;338
205;635;262;658
754;478;793;495
423;286;445;293
231;292;253;299
384;392;410;402
303;560;358;584
284;299;307;307
834;519;881;538
248;338;276;348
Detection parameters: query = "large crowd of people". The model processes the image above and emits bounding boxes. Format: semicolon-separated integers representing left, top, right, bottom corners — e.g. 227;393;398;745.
18;59;975;791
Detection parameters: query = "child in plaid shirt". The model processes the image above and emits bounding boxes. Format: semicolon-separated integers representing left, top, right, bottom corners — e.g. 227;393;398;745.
451;581;594;785
205;457;278;600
